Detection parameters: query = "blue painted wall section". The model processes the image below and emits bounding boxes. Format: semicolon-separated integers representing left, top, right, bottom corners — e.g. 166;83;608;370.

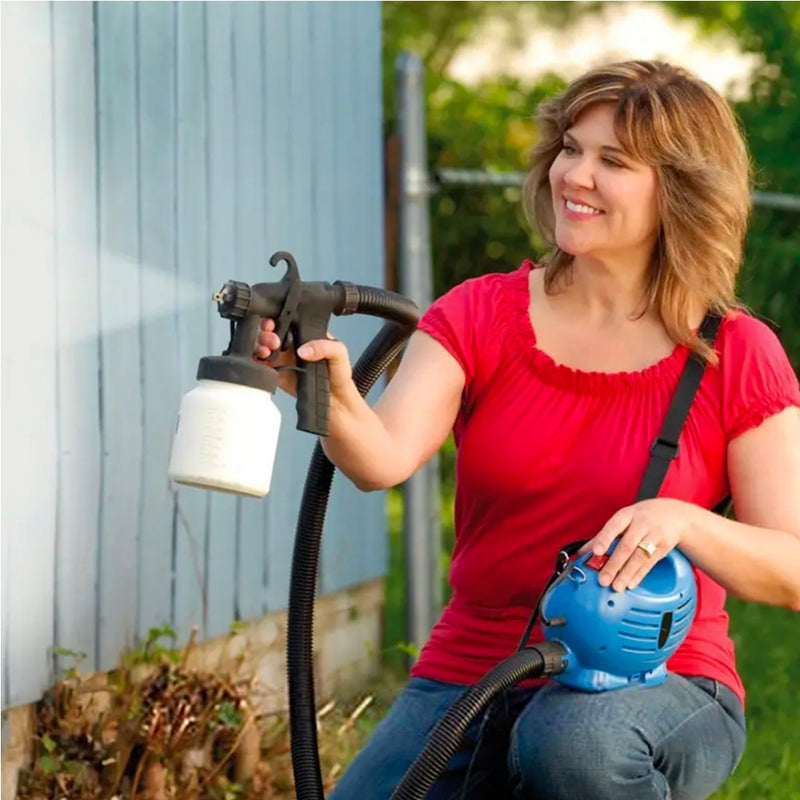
0;0;386;709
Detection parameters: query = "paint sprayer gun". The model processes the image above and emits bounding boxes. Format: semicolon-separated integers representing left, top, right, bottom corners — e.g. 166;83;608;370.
168;250;418;497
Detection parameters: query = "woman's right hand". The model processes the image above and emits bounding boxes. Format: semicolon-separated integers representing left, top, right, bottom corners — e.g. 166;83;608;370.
255;318;354;400
255;318;298;395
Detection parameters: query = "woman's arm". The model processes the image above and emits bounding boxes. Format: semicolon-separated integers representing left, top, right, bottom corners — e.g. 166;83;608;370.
265;327;465;491
313;330;465;490
582;406;800;610
680;405;800;608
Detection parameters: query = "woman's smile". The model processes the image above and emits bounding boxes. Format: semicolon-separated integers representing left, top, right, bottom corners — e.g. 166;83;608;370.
563;197;605;219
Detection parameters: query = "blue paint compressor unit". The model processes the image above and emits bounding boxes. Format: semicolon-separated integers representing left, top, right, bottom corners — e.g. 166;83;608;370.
541;548;698;692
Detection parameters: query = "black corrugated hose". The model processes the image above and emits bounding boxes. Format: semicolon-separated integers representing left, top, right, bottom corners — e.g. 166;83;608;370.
388;642;568;800
287;286;419;800
285;285;569;800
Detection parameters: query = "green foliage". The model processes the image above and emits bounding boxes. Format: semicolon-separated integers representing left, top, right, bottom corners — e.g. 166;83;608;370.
710;598;800;798
212;780;245;800
393;641;421;660
20;631;264;799
215;699;244;730
50;645;88;680
383;2;576;294
38;733;59;774
34;732;88;784
427;74;564;294
125;623;180;666
382;489;408;674
383;0;603;85
664;1;800;369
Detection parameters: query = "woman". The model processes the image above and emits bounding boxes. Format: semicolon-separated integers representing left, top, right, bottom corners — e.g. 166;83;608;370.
258;61;800;800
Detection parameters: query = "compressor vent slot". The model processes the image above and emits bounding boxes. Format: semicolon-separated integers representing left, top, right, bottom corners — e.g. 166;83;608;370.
626;607;662;618
657;611;674;648
618;631;657;642
620;617;660;631
619;615;660;653
620;644;658;654
665;617;693;645
671;610;694;627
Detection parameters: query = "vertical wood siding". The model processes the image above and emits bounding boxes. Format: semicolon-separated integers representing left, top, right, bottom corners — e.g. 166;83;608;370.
1;0;59;707
322;2;387;596
52;0;102;685
1;0;386;708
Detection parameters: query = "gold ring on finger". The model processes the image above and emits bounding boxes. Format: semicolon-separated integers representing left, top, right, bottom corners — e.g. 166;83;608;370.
636;540;657;557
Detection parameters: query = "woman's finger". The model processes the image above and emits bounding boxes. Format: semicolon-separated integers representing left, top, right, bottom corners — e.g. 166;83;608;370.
264;331;282;350
610;538;661;592
296;339;348;364
598;520;655;591
255;326;281;354
296;339;352;389
254;336;280;359
627;545;666;589
581;506;635;557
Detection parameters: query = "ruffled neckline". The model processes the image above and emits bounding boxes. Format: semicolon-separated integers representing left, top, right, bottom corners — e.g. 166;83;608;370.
506;261;690;394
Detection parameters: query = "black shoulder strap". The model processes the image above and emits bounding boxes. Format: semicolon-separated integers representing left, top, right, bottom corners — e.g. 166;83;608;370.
635;313;723;502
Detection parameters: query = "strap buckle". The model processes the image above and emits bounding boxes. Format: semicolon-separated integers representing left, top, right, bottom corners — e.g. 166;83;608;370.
650;437;679;461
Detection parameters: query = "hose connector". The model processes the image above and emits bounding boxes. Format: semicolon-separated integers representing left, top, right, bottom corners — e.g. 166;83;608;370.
333;280;361;315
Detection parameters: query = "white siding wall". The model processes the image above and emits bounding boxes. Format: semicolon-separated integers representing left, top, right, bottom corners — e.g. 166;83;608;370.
0;0;386;708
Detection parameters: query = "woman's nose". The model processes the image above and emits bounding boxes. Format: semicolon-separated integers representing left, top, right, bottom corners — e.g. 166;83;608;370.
563;157;596;189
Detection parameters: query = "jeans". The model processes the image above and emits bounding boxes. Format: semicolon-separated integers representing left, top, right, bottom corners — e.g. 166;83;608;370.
328;674;746;800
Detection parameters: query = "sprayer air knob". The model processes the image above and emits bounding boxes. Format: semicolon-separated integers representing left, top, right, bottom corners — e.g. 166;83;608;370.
213;280;252;319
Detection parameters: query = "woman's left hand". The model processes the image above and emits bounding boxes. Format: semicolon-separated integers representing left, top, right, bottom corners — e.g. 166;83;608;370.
578;498;701;592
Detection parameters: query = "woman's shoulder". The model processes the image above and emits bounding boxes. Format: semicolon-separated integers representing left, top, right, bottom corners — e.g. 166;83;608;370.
719;308;780;340
714;309;799;438
429;261;532;323
446;260;533;298
717;309;788;363
418;262;534;388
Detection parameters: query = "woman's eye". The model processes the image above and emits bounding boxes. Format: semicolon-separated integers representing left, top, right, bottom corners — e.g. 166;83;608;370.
562;144;576;155
602;157;623;168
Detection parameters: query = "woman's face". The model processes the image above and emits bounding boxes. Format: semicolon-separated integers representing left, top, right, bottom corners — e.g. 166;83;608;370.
549;103;660;267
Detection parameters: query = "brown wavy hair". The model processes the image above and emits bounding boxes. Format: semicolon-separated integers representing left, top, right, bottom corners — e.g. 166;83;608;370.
523;60;753;363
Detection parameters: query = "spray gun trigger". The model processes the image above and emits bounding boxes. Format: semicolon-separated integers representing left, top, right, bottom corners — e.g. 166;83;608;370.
273;279;303;353
268;251;303;351
265;328;295;364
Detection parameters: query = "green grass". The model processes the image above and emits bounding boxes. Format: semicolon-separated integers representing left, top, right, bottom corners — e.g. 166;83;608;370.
380;484;800;799
710;598;800;799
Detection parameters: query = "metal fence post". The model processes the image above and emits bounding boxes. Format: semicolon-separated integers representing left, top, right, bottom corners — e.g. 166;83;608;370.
395;52;442;662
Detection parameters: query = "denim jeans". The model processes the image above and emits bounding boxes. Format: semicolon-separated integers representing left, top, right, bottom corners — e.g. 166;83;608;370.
328;674;746;800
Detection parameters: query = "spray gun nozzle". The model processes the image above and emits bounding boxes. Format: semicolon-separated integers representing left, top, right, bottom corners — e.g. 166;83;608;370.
214;280;252;319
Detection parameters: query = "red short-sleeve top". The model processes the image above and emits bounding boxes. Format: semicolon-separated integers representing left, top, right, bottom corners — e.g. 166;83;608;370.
412;261;800;706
